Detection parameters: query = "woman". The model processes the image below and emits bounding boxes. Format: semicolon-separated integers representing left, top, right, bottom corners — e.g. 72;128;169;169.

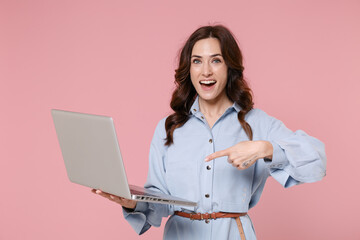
93;25;326;239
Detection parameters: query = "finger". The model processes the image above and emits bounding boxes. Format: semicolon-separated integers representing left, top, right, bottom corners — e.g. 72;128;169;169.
205;149;230;162
235;163;247;170
109;195;130;206
95;190;112;199
235;159;255;170
109;195;123;203
242;161;250;168
94;189;104;195
113;196;124;202
112;196;126;204
236;162;248;170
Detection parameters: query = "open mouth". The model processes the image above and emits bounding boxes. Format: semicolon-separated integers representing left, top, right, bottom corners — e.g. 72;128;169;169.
200;80;217;87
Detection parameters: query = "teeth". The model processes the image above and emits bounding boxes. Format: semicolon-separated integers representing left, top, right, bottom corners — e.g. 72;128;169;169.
200;80;216;85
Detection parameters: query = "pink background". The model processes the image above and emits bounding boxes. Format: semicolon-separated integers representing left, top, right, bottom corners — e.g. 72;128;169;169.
1;0;359;239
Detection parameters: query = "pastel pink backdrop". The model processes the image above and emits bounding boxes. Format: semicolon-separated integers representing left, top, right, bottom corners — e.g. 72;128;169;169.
1;0;359;239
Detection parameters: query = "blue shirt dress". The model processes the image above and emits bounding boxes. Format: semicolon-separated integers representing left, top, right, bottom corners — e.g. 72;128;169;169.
123;97;327;239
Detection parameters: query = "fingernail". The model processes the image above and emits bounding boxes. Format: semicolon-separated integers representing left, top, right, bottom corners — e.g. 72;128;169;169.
110;195;114;199
204;157;209;162
96;190;101;194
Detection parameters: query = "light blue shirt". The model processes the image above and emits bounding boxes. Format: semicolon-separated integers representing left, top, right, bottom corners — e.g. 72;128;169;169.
123;97;326;239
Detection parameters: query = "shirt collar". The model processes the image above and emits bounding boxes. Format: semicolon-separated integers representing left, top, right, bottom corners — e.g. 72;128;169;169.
189;96;242;115
189;96;201;115
232;101;241;113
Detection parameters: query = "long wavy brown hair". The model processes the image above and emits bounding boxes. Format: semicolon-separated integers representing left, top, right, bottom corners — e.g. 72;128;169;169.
165;25;254;146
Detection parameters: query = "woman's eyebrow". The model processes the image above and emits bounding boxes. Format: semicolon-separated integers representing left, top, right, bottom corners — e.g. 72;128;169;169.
191;53;222;58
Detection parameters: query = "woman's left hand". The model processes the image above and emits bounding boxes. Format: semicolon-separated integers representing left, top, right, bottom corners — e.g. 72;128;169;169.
204;140;273;170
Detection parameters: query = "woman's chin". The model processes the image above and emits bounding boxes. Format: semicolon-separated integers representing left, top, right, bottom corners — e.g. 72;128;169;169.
198;93;221;103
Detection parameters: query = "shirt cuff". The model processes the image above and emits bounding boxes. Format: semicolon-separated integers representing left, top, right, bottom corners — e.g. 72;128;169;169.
122;202;149;235
266;141;301;188
266;140;288;169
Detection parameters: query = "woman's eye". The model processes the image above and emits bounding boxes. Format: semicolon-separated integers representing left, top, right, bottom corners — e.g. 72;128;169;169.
192;59;201;64
212;58;221;63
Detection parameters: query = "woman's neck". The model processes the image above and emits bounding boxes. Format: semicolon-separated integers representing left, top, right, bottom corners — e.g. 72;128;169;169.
198;95;233;118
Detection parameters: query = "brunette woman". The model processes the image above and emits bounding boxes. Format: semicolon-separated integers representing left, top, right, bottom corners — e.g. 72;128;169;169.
93;25;326;240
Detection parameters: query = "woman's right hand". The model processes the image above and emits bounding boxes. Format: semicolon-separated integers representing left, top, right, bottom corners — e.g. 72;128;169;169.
91;189;137;209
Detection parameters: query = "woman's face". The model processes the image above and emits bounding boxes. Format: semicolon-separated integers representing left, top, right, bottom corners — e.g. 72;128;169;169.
190;38;228;103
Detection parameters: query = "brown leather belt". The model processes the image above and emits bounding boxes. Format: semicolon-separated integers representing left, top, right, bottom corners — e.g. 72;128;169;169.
174;211;247;220
174;211;247;240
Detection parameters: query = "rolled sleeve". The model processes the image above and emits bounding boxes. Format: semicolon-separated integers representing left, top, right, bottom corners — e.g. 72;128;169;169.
122;202;150;234
265;115;327;188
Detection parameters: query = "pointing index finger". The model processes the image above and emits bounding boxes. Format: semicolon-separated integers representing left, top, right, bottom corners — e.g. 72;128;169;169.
204;148;230;162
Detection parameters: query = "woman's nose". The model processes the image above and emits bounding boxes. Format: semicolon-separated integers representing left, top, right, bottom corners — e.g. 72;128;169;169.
202;62;212;77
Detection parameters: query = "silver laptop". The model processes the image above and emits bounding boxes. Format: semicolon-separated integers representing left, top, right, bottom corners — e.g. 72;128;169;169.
51;109;197;207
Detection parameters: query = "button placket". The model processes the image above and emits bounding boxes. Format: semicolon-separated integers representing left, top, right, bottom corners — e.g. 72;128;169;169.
202;131;214;211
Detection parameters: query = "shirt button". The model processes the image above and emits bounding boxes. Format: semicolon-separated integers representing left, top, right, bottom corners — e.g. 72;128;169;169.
205;219;210;224
205;194;210;198
209;139;213;143
206;165;211;170
201;116;204;119
193;109;197;112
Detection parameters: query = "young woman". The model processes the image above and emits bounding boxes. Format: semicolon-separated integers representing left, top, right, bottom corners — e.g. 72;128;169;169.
93;25;326;240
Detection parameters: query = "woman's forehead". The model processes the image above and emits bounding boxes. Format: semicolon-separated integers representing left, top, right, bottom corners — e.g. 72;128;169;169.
191;38;222;56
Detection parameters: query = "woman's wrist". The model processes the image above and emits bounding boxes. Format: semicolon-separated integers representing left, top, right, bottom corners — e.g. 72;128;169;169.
123;205;136;212
258;140;273;160
123;202;137;212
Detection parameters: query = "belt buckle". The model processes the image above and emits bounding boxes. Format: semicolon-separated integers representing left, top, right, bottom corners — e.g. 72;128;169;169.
189;213;195;221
